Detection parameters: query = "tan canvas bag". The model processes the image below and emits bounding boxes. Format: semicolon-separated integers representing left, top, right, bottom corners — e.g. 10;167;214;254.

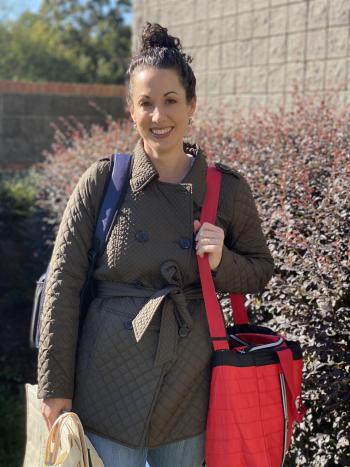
23;383;47;467
23;383;104;467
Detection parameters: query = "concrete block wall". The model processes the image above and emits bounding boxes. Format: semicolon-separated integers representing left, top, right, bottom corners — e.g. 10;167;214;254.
132;0;350;116
0;81;127;169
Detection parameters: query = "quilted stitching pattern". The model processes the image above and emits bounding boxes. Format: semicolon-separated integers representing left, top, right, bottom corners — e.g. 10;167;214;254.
37;137;274;447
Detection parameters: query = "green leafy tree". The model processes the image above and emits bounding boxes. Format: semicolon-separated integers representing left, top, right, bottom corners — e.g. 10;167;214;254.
39;0;131;83
0;12;81;81
0;0;131;83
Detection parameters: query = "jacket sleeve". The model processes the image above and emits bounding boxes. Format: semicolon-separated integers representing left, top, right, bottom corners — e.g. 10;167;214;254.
211;171;274;294
37;160;110;400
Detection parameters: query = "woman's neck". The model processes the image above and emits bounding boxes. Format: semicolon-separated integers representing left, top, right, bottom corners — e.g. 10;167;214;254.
143;140;193;183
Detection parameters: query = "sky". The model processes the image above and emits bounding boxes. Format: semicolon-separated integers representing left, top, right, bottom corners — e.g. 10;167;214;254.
0;0;132;24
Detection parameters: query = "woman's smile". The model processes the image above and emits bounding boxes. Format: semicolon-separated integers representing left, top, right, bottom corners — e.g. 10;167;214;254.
150;126;174;138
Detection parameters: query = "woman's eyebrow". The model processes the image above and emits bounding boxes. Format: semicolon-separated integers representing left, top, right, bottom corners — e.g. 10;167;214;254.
139;91;178;98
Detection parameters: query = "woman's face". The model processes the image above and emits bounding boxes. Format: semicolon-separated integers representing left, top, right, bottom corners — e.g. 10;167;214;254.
129;67;196;155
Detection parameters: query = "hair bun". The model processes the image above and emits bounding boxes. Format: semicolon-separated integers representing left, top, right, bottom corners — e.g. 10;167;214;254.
141;22;178;51
140;22;193;63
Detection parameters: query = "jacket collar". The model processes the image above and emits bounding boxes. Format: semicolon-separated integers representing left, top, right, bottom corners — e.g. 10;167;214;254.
130;138;208;208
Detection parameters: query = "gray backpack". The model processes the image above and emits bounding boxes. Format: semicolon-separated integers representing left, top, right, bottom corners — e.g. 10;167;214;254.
29;153;132;349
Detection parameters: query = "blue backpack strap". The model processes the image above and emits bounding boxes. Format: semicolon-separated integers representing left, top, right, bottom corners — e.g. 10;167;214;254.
93;153;132;258
78;153;132;337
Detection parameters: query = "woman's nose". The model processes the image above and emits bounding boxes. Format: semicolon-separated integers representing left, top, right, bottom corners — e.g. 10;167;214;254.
151;107;164;122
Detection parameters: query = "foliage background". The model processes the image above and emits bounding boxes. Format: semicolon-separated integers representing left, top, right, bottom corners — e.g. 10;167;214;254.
0;0;131;84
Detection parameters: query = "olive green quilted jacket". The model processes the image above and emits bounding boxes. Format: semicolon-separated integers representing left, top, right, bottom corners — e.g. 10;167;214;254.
37;137;274;448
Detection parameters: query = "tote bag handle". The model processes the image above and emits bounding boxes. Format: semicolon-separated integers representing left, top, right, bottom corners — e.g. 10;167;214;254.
197;166;248;351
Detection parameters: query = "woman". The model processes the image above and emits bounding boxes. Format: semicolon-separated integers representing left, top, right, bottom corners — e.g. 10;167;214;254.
37;22;274;467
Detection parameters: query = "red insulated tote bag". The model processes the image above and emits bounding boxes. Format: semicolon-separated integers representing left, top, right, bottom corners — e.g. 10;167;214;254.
198;166;307;467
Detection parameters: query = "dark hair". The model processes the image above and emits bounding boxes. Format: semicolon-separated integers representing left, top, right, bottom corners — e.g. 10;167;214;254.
126;22;196;105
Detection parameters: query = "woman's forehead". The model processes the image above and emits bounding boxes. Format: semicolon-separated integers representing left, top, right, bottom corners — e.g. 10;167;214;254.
132;67;184;95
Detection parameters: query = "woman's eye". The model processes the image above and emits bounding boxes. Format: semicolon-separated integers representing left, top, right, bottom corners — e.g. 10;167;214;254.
166;99;176;104
140;102;150;107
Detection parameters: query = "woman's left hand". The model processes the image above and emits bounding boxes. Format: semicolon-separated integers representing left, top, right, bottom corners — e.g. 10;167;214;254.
193;220;225;271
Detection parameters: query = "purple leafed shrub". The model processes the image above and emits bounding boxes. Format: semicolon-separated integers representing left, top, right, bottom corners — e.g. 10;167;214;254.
36;89;350;466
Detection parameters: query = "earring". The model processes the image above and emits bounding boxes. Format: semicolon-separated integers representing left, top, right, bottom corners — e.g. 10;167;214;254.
133;122;137;129
188;117;193;126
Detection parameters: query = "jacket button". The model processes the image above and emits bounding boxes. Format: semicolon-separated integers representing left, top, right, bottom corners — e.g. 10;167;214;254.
124;319;133;330
179;237;191;249
135;230;149;242
179;325;190;337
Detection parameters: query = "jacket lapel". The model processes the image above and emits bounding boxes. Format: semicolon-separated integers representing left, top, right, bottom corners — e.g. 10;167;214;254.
130;138;208;209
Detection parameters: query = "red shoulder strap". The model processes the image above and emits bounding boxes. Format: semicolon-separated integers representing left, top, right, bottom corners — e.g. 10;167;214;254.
197;166;248;350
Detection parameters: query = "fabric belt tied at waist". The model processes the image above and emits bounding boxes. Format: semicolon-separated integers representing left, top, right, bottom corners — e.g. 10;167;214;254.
96;260;203;367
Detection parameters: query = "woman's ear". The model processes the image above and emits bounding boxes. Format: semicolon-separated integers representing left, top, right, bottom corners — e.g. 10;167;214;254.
129;103;135;123
188;96;197;118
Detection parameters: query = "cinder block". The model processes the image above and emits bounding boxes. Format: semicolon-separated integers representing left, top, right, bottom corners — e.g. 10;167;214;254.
252;37;269;65
221;69;235;95
193;47;207;71
173;0;194;25
159;4;170;26
268;64;286;93
208;0;222;18
306;29;326;60
180;25;194;47
183;0;195;23
222;1;236;16
237;12;253;40
287;2;307;32
325;59;347;91
253;0;269;10
23;95;50;116
2;94;26;115
327;26;349;59
270;0;288;6
0;139;49;166
207;44;221;70
222;42;236;68
20;117;54;141
305;60;325;91
223;15;236;41
1;117;23;138
287;32;305;62
251;66;268;93
307;0;328;30
252;9;269;38
269;35;287;63
195;0;208;22
238;0;253;13
236;40;252;67
146;4;160;23
235;67;251;93
194;21;208;47
196;72;207;96
329;0;350;26
208;18;222;44
285;62;305;92
206;72;221;95
270;5;288;36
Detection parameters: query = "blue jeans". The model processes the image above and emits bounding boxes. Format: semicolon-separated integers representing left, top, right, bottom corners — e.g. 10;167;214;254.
85;430;205;467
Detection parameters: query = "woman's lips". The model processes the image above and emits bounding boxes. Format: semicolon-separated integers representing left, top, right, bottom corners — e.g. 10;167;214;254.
150;127;174;139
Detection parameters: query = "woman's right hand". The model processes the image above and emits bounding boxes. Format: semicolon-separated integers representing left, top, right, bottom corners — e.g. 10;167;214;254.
41;397;73;431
